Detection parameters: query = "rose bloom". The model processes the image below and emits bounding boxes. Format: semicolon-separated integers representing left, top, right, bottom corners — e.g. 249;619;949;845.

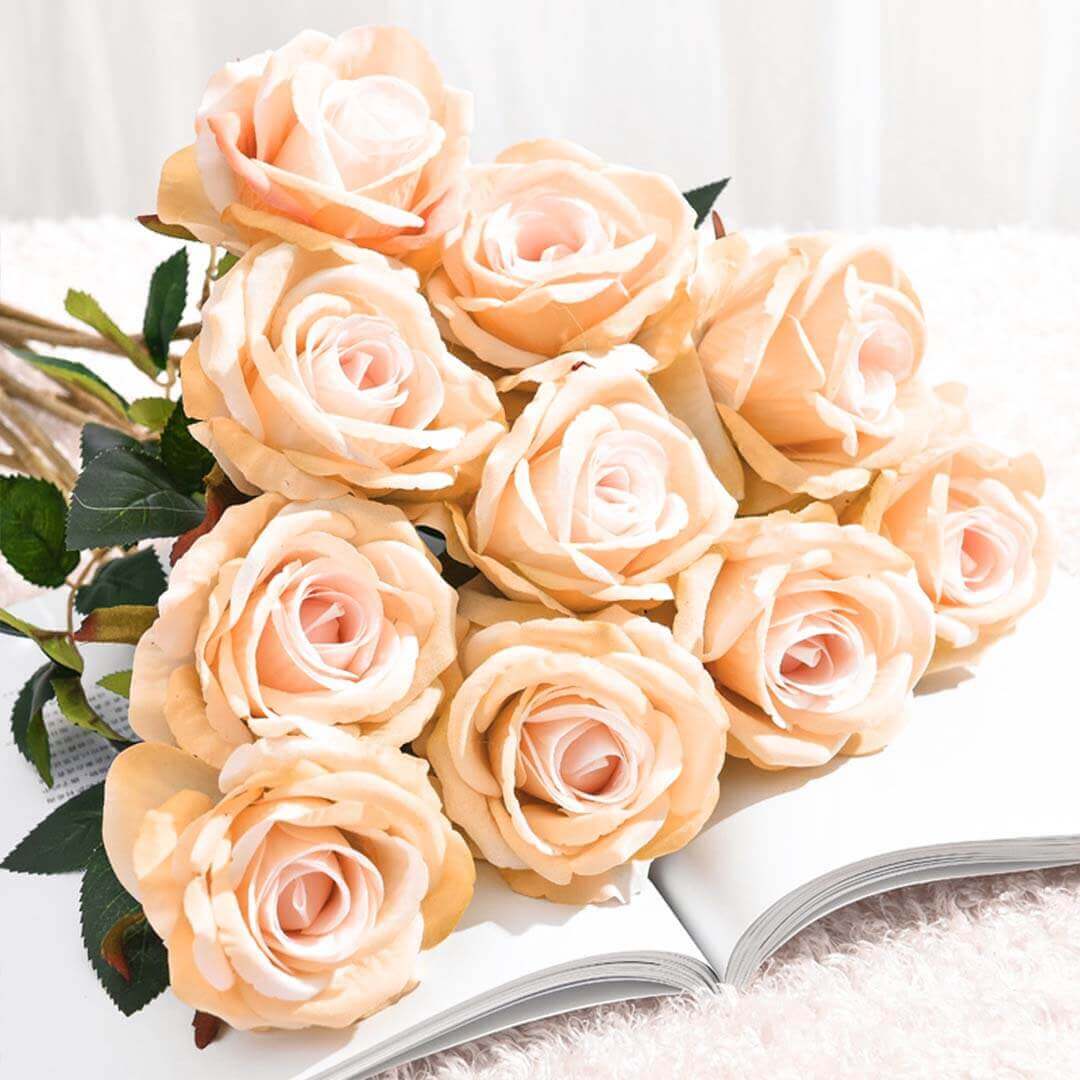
846;438;1053;670
130;494;456;768
672;507;934;769
422;352;737;613
182;242;504;501
157;26;471;265
421;587;728;903
102;733;474;1029
693;233;937;507
425;140;695;384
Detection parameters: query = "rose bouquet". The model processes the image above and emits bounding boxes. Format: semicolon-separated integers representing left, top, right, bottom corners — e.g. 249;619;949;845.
0;24;1053;1048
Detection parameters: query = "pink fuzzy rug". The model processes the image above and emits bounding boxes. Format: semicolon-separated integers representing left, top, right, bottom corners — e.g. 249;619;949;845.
2;220;1078;1078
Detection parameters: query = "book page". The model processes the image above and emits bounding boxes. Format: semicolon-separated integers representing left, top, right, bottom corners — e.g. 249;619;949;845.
652;571;1080;979
0;593;710;1080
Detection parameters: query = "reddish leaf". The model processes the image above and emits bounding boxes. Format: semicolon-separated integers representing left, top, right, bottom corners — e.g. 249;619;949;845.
171;469;249;565
193;1011;223;1049
711;210;726;239
100;911;146;983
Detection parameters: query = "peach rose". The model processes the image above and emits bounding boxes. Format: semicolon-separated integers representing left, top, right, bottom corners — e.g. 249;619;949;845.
102;733;474;1030
421;353;737;613
846;438;1053;670
672;507;934;769
421;587;728;903
425;140;696;384
693;233;938;506
157;27;471;265
182;242;504;501
130;494;456;768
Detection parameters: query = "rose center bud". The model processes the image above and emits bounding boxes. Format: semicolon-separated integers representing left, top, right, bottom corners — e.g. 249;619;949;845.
300;595;349;645
838;303;914;424
255;569;390;693
316;74;431;188
765;600;875;713
517;695;643;808
483;194;614;277
942;504;1020;605
276;869;335;932
581;430;669;540
779;631;855;686
559;725;622;795
258;834;388;960
307;313;413;412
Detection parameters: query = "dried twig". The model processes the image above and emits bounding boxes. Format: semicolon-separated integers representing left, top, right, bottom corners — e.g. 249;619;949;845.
0;301;70;332
0;343;141;436
0;366;100;429
0;385;77;489
0;311;197;358
0;404;64;487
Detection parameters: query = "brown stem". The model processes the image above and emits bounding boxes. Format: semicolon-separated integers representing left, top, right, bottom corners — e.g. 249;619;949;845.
65;549;109;634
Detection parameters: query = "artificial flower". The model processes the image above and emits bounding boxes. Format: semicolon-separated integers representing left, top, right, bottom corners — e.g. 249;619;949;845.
182;242;504;501
672;506;935;768
419;350;737;612
693;233;936;508
422;586;728;903
102;733;473;1029
426;139;695;384
130;494;456;767
158;26;471;265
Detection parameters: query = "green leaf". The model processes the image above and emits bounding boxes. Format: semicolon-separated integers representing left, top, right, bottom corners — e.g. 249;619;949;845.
74;604;157;646
136;214;198;242
212;251;239;279
682;178;731;229
13;348;129;420
127;397;175;431
67;446;205;549
0;476;80;587
160;398;214;494
64;290;158;378
416;525;478;589
50;675;124;742
0;608;83;671
10;662;58;787
80;422;141;465
143;249;189;368
1;781;104;873
75;548;166;614
80;845;169;1015
98;669;132;699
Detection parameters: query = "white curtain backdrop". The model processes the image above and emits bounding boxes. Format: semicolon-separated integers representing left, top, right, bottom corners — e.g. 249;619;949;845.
2;0;1078;229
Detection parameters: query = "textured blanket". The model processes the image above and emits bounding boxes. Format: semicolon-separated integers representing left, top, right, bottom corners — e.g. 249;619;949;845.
1;220;1078;1078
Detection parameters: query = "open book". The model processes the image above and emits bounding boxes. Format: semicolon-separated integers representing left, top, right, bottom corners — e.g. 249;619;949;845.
3;573;1078;1080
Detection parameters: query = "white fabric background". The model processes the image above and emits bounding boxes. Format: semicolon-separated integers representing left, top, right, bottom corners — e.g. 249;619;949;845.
1;214;1079;1080
2;0;1079;229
